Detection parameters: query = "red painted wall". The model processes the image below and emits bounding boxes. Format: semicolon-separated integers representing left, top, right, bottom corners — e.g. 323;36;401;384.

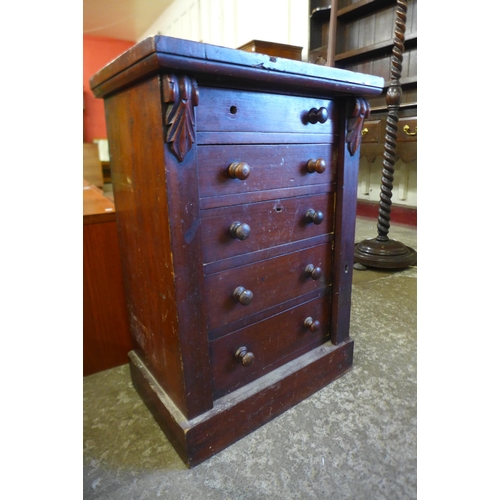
83;35;135;143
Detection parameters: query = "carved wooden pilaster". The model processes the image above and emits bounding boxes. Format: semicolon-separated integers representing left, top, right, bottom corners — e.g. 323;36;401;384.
347;98;370;156
162;74;199;162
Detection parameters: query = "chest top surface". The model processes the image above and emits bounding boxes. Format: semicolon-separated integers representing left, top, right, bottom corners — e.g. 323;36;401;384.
90;35;384;100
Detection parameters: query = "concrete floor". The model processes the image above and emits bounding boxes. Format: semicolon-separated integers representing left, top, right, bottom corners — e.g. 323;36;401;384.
83;216;417;499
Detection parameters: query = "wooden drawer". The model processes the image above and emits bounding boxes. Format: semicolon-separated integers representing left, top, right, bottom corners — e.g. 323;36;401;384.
396;117;417;142
205;243;332;330
210;294;331;398
201;192;334;265
196;87;334;139
198;143;336;204
360;119;382;143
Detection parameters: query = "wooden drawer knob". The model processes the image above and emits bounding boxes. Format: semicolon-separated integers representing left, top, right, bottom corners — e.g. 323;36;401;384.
304;317;321;332
307;158;326;174
307;107;328;124
305;208;324;225
228;161;251;180
234;346;255;367
305;264;322;280
233;286;254;305
229;221;251;240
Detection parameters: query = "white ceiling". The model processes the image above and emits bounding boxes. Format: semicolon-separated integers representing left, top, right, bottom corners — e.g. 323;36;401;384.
83;0;175;41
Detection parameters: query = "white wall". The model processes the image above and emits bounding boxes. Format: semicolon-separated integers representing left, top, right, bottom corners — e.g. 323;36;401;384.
139;0;309;60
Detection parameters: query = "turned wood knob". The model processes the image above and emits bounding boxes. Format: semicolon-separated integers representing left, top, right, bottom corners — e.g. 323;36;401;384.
229;221;251;240
307;107;329;124
304;317;321;332
228;161;251;180
305;208;324;225
307;158;326;174
234;346;255;367
305;264;322;280
233;286;254;305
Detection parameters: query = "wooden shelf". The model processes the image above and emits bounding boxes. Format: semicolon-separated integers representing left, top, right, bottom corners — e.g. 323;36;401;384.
310;6;331;21
335;32;417;65
370;100;417;113
337;0;396;21
308;0;417;114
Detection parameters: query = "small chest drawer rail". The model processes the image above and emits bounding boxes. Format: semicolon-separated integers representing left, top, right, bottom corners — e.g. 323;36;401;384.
197;143;337;204
196;87;335;136
201;192;335;265
205;243;332;330
210;294;332;399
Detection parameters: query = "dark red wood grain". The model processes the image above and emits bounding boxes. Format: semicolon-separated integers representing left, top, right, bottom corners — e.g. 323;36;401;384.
197;143;336;202
204;243;333;330
129;338;354;467
331;100;361;345
91;34;382;466
210;295;332;398
201;193;335;265
104;77;213;419
83;218;132;376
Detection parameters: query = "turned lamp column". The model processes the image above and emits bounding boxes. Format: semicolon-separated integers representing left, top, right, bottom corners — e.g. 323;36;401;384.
353;0;417;269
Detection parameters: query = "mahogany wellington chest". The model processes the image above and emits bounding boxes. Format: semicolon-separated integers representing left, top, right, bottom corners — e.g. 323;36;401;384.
90;36;383;467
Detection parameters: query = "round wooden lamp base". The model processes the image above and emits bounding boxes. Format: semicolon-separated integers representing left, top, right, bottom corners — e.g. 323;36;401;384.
354;238;417;269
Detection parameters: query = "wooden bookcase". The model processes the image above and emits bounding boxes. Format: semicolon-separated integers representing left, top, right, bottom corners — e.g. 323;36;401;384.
309;0;417;211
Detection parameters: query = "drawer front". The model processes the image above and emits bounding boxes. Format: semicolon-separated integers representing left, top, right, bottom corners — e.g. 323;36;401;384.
360;119;382;143
198;144;336;201
197;87;334;136
201;192;334;264
396;117;417;142
205;243;332;330
210;295;331;398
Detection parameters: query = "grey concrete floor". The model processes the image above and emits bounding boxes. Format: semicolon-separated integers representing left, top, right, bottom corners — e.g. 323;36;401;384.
83;216;417;499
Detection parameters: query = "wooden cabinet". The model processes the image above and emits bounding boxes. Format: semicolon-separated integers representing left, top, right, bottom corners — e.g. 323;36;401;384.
90;35;383;467
83;183;132;376
361;115;417;164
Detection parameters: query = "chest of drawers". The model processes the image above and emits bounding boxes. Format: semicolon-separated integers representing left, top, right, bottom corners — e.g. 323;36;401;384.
90;35;383;467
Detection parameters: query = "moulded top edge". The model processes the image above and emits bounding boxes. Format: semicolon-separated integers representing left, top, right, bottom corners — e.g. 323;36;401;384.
90;35;384;98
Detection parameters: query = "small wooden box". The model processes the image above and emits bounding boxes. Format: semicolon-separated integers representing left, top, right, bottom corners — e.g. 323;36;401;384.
238;39;303;61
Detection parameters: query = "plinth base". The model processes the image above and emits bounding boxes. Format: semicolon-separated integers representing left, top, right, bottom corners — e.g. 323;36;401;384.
129;339;353;467
354;238;417;269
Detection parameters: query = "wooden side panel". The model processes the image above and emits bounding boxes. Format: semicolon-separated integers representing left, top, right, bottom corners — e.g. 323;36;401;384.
331;99;360;345
161;111;214;419
103;76;212;418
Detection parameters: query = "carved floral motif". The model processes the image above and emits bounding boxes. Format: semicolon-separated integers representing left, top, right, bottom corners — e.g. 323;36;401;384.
163;74;199;162
346;97;370;156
